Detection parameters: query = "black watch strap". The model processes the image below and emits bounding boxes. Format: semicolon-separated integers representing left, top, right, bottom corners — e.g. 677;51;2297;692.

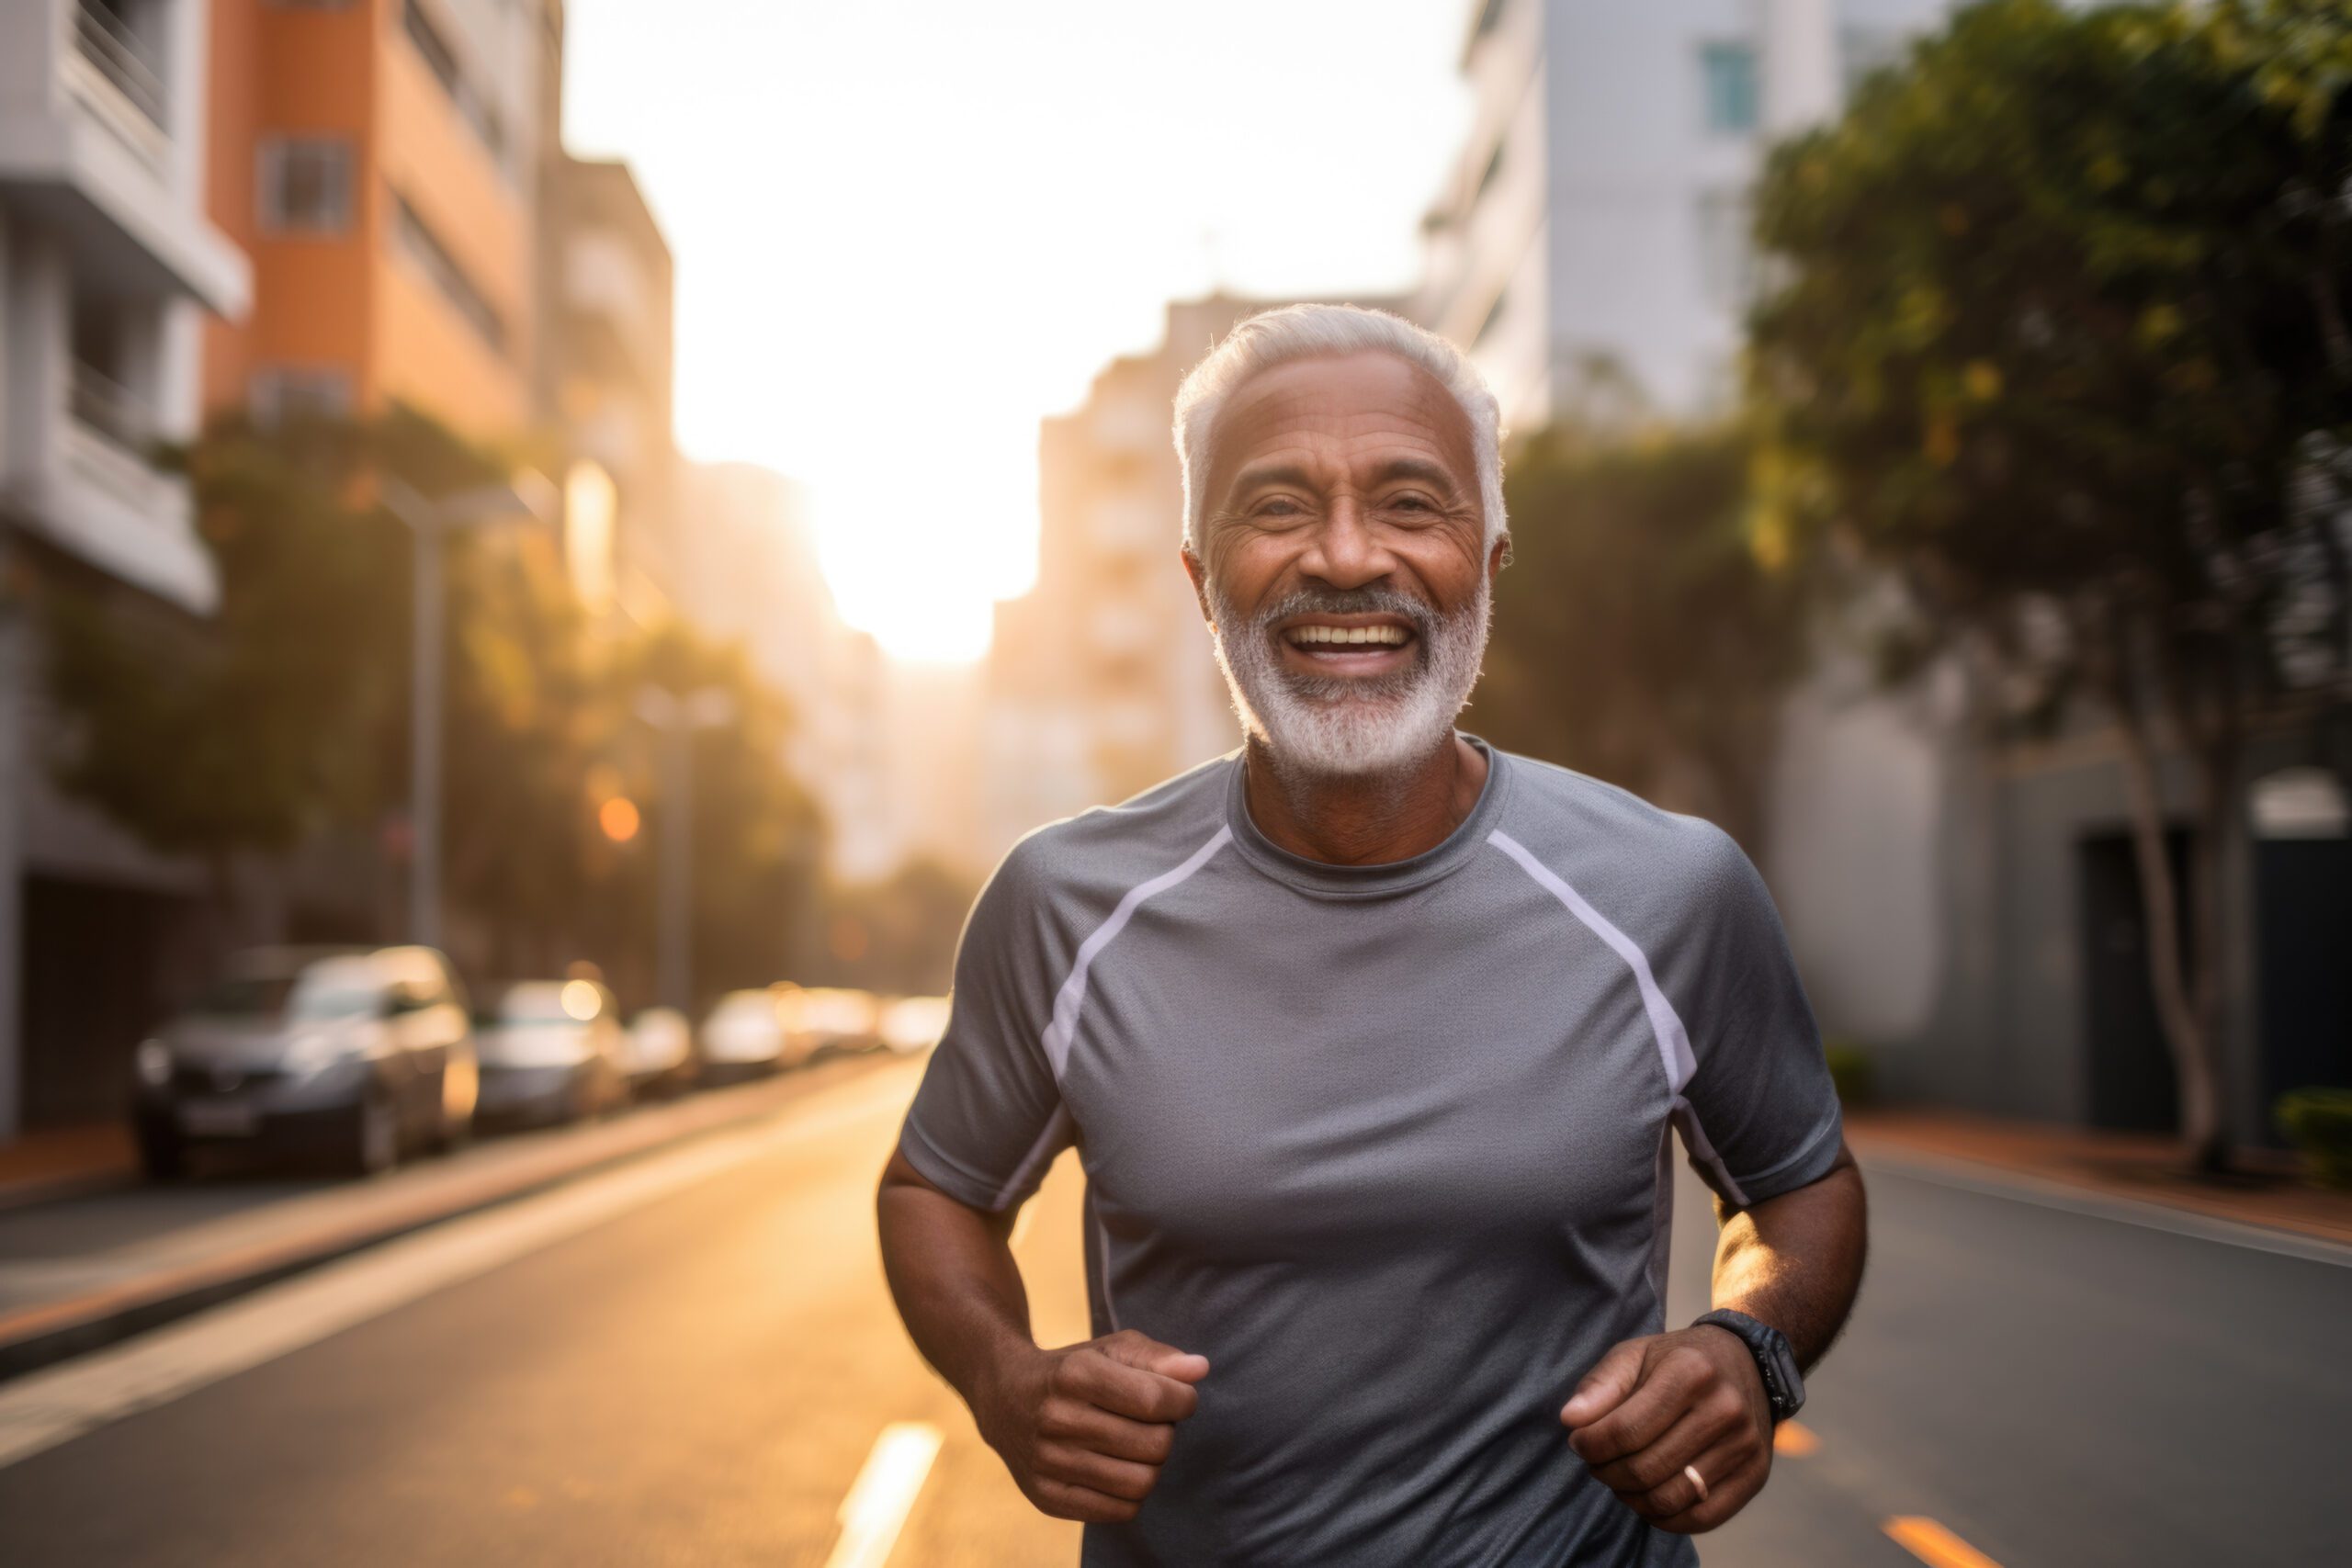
1692;1309;1805;1423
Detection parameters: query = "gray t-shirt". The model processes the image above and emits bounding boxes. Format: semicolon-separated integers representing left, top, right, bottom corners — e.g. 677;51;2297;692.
898;738;1843;1567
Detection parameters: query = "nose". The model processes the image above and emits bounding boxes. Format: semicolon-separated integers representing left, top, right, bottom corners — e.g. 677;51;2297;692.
1297;495;1393;591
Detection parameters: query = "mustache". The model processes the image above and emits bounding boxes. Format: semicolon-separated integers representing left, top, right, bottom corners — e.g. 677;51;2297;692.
1245;586;1438;636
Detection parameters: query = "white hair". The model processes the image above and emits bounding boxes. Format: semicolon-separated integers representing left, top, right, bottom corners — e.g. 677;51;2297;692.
1172;303;1508;552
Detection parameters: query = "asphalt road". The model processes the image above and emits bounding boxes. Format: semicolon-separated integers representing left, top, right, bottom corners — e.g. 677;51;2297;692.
0;1056;2345;1566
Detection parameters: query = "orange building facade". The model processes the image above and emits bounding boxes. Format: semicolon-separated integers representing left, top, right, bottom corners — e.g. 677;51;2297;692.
202;0;558;440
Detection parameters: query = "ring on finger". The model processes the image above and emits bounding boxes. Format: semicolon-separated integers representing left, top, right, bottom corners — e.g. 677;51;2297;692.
1682;1463;1709;1505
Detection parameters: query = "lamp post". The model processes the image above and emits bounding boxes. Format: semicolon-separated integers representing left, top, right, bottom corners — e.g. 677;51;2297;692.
382;473;555;951
636;685;737;1012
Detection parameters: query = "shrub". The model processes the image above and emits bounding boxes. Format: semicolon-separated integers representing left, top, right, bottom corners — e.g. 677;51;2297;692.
2276;1089;2352;1191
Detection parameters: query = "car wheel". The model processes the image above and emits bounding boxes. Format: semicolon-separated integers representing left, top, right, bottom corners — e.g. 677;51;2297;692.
137;1123;187;1182
345;1089;401;1177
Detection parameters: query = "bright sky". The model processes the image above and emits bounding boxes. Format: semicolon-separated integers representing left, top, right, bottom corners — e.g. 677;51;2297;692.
562;1;1471;661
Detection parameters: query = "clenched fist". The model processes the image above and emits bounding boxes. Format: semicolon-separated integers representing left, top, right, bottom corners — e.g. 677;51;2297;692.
976;1328;1210;1524
1560;1325;1773;1535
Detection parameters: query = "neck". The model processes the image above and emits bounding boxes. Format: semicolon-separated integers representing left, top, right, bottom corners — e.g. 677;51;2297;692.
1242;730;1489;865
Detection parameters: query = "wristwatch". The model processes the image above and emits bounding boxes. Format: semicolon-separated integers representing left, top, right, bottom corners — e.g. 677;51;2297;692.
1692;1309;1805;1423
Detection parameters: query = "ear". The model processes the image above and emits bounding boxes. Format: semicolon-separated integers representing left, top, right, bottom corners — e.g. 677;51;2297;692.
1181;545;1213;624
1487;533;1511;582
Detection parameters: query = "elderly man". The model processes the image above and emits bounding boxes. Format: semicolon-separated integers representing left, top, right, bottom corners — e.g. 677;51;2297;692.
877;304;1866;1564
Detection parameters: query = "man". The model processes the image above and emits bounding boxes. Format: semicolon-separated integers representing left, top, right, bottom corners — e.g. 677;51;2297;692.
878;304;1867;1564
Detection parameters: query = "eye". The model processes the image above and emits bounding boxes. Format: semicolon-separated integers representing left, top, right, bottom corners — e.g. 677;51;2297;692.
1255;496;1306;518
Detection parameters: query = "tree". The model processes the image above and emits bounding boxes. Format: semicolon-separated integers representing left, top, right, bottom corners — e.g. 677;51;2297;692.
1748;0;2352;1168
1477;427;1814;855
44;406;832;1003
39;412;489;893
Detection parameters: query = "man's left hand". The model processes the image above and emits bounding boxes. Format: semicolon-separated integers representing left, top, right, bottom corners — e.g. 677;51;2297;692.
1559;1325;1772;1535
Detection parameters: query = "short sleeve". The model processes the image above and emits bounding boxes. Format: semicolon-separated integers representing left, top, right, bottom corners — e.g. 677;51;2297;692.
895;841;1073;1213
1670;829;1845;1209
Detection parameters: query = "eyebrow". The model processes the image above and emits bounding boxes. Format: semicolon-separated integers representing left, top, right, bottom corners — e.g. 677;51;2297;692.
1366;457;1464;494
1226;457;1465;498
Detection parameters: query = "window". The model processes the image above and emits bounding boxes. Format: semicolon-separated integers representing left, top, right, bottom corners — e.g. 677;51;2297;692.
401;0;461;97
258;137;353;233
1699;41;1758;136
402;0;508;171
249;366;354;426
390;190;507;352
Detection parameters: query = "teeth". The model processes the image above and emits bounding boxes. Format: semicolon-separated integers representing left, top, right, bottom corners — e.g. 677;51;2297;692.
1287;624;1408;648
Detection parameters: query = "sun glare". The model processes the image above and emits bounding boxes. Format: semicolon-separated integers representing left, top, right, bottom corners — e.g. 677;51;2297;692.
564;0;1465;669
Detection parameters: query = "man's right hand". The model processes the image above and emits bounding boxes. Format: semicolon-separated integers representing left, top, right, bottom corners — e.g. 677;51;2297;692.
974;1328;1210;1524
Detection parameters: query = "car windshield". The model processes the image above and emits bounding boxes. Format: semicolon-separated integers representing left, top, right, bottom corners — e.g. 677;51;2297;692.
476;980;600;1027
190;960;379;1022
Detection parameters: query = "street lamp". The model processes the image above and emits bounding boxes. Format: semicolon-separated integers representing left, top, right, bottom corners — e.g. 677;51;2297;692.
636;685;737;1012
382;473;557;951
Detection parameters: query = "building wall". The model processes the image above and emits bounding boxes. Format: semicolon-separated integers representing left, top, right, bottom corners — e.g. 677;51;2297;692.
202;0;546;435
548;156;675;610
1423;0;1951;427
2;0;253;1138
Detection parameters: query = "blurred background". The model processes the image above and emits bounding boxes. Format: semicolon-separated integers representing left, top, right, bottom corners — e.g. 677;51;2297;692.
0;2;2346;1565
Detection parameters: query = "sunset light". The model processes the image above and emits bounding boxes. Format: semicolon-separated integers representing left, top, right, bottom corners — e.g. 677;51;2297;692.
560;0;1469;660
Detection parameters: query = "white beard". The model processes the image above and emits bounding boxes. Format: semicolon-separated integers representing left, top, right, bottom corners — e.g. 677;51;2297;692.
1207;578;1491;780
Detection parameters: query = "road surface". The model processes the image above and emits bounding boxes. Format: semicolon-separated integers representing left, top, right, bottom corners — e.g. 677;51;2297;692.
0;1055;2344;1565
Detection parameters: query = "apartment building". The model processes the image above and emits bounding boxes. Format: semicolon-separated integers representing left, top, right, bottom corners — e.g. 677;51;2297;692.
544;154;674;615
0;0;253;1137
202;0;555;435
1420;0;1942;430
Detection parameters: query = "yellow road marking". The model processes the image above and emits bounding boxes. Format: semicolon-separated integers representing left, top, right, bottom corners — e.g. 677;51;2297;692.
1885;1516;2004;1568
824;1421;944;1568
1772;1419;1819;1457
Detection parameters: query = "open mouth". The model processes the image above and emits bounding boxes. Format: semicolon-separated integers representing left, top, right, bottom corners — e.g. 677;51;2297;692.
1276;615;1420;675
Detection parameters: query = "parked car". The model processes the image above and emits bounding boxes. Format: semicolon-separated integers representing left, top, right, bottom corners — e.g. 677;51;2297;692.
471;979;629;1127
698;988;789;1082
623;1006;696;1099
129;945;477;1180
779;986;882;1060
877;995;952;1055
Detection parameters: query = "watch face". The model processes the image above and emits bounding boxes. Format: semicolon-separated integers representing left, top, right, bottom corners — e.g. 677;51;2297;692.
1769;1344;1804;1416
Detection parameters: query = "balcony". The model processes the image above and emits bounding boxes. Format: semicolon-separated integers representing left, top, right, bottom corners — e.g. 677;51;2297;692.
68;357;154;457
72;0;167;134
0;0;250;319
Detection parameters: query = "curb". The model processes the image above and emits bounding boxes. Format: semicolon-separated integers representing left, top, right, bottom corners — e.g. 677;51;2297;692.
0;1053;899;1385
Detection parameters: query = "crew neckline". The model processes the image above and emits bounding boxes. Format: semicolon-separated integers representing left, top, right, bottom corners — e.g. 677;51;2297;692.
1222;733;1512;899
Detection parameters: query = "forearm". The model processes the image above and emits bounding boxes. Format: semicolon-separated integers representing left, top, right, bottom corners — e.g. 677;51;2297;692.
876;1151;1039;1412
1709;1149;1867;1369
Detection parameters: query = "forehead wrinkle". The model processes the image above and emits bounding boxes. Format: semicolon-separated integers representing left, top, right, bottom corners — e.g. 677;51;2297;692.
1209;360;1478;506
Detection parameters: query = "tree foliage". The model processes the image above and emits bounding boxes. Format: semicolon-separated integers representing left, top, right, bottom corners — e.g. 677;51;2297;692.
40;411;481;872
1748;0;2352;1164
42;407;828;1004
1477;427;1813;854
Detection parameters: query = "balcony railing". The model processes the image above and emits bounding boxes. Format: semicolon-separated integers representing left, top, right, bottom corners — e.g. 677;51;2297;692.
69;358;155;456
73;0;168;130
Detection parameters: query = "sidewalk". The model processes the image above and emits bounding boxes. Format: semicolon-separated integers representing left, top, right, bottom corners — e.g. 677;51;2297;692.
1846;1109;2352;1249
0;1124;137;1213
0;1053;903;1382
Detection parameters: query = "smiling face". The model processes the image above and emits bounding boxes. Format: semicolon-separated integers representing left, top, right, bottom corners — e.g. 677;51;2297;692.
1184;351;1504;778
